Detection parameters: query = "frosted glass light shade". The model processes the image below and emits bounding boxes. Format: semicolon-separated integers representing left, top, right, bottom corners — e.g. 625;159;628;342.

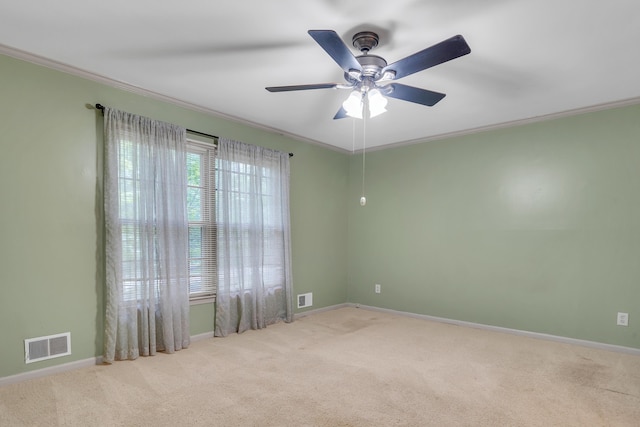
343;91;364;119
368;89;387;118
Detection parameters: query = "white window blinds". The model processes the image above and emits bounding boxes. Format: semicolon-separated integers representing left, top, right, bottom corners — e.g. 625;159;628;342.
186;139;217;299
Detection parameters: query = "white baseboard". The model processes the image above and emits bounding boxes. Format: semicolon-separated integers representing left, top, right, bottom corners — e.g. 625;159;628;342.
0;356;104;387
294;303;350;320
190;331;215;342
349;303;640;356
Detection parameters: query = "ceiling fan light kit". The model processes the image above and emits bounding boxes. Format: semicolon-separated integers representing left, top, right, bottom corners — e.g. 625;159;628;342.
367;88;388;118
265;29;471;120
343;90;364;118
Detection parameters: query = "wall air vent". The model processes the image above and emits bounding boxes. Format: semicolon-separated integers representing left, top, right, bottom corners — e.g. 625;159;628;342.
297;292;313;309
24;332;71;364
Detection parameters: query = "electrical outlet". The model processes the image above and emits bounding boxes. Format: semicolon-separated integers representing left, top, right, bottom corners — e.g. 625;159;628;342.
617;312;629;326
297;293;313;309
375;284;381;294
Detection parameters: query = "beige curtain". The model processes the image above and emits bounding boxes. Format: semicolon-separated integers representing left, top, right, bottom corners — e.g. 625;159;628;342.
215;138;293;336
103;107;190;362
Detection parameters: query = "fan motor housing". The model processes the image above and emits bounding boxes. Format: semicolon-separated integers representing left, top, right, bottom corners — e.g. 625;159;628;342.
356;54;387;79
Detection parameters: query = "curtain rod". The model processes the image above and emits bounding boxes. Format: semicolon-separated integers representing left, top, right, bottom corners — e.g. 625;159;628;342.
94;104;293;157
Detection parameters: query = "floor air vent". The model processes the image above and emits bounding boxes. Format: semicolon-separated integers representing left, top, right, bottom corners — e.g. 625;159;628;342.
24;332;71;364
297;292;313;309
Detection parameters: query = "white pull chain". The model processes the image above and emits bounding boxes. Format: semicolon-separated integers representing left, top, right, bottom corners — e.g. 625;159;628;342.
360;112;367;206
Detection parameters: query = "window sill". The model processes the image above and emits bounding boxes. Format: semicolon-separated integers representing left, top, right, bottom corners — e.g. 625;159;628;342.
189;296;216;306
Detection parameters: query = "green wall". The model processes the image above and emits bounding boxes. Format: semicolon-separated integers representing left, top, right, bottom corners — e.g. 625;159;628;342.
348;105;640;348
0;53;348;378
2;49;639;380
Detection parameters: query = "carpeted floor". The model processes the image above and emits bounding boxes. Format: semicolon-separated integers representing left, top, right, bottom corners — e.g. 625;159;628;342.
1;306;640;426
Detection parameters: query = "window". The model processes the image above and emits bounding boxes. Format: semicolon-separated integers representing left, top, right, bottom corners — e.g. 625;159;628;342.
118;138;167;302
116;137;217;302
216;152;286;294
186;139;217;300
118;137;189;301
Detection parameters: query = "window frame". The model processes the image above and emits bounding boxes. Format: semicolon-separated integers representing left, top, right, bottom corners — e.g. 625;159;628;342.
186;138;217;303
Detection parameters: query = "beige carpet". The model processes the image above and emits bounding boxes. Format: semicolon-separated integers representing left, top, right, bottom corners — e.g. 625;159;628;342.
2;307;640;426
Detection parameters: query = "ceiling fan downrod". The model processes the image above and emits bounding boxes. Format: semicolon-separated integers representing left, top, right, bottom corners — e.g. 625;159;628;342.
351;31;387;81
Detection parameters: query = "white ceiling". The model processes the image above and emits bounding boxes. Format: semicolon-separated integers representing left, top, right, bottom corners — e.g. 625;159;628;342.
1;0;640;151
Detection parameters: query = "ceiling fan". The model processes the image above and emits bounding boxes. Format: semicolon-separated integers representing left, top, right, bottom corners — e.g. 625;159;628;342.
266;30;471;119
